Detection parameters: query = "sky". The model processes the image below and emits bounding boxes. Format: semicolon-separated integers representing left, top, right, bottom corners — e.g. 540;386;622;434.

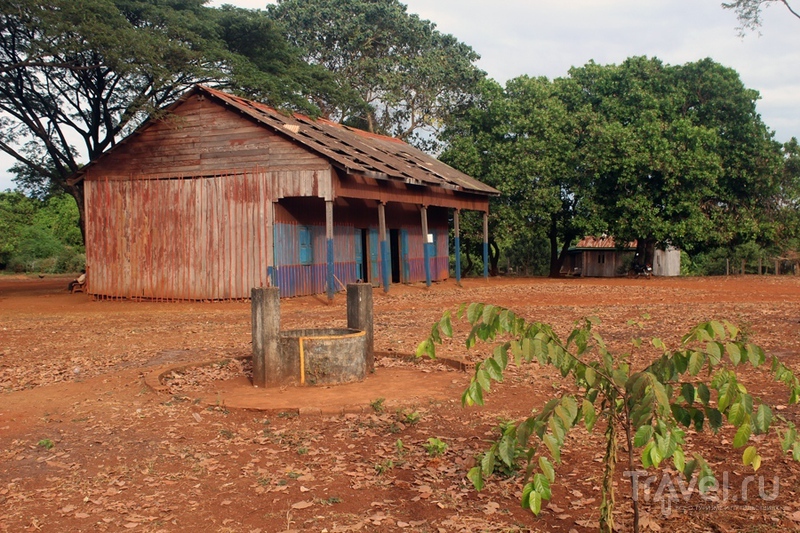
1;0;798;191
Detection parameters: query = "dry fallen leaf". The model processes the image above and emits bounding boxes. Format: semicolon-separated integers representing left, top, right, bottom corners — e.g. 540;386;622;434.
291;501;313;510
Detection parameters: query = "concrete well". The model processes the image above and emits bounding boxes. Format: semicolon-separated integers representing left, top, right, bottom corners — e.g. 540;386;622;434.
279;328;367;385
251;284;373;388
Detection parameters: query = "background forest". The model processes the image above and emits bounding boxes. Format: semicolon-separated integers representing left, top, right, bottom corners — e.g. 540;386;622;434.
0;0;798;276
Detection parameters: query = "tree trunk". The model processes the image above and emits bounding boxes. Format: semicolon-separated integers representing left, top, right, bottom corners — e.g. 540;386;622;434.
463;239;474;276
548;217;560;278
489;239;500;276
67;181;86;245
548;216;574;278
634;237;655;267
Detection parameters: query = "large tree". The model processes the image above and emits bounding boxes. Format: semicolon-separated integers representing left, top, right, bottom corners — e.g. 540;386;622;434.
573;57;784;264
441;77;601;277
267;0;485;147
0;0;325;238
442;57;787;275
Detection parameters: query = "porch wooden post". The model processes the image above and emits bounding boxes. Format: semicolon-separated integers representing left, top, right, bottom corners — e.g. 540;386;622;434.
453;209;461;285
378;202;390;292
482;211;489;279
326;200;335;300
421;205;431;287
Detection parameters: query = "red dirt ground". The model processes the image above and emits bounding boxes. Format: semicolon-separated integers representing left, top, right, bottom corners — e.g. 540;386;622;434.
2;274;800;532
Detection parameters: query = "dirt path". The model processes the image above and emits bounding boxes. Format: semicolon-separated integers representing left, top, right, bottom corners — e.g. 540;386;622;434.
2;275;800;532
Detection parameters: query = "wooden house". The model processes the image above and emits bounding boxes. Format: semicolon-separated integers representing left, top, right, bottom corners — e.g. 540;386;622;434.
68;86;498;300
562;237;681;277
562;237;635;277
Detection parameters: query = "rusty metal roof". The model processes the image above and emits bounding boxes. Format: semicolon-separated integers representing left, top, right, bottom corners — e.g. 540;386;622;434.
198;86;498;196
572;236;637;250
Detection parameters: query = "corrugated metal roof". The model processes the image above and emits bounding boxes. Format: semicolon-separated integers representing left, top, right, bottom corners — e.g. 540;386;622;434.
198;86;498;196
572;236;637;250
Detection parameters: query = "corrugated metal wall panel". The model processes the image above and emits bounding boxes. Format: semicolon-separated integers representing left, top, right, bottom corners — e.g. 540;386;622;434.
272;222;360;297
88;172;276;300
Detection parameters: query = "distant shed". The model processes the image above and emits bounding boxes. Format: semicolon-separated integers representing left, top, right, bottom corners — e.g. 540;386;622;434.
562;237;635;278
69;85;499;300
653;247;681;276
562;237;681;277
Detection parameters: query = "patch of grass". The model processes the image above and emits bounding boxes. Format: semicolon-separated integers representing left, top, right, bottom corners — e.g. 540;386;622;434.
37;439;54;450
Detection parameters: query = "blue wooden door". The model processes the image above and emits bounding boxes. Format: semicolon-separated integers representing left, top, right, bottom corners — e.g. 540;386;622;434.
355;229;364;281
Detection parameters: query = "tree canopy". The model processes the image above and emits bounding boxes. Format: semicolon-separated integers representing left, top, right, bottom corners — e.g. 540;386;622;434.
442;56;793;275
0;0;326;235
0;191;83;272
441;77;600;277
575;57;785;260
266;0;485;146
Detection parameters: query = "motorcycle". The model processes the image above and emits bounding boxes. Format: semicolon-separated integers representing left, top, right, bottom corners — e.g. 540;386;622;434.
629;262;653;279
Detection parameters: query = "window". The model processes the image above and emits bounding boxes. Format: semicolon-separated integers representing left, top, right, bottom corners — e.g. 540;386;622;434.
299;226;313;265
598;252;605;264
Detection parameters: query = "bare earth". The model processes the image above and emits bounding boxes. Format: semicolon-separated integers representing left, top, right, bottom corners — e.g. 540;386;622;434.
1;275;800;533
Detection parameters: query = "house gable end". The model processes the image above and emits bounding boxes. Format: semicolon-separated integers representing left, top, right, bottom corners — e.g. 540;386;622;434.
82;93;330;181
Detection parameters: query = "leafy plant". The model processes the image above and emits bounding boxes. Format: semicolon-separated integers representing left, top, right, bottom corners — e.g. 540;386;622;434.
37;439;54;450
374;459;394;475
369;397;386;414
479;419;526;478
417;303;800;533
396;408;421;425
423;437;448;457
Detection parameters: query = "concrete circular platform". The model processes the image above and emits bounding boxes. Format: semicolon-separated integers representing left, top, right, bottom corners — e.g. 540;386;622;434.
146;357;470;415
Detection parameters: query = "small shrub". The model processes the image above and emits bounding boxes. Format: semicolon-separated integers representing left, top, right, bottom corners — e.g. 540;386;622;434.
369;397;386;414
37;439;54;450
374;459;394;474
423;437;448;457
418;303;800;533
397;408;421;425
